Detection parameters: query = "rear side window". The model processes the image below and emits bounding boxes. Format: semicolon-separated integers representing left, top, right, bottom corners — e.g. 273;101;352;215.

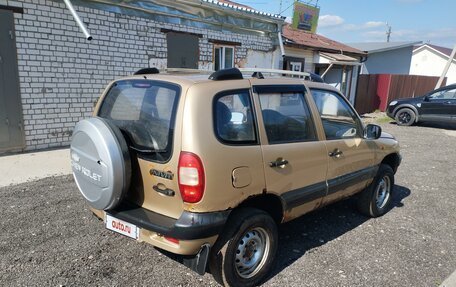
310;89;362;140
98;80;180;161
214;90;257;144
258;91;316;144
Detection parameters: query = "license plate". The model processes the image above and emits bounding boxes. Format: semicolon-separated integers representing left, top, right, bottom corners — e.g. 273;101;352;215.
105;214;139;240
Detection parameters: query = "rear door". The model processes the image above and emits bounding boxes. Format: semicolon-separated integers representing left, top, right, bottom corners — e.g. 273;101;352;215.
309;88;377;206
97;79;184;219
0;9;25;151
251;80;328;221
421;87;456;122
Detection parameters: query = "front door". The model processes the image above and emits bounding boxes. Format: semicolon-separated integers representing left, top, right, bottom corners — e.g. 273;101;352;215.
309;88;376;206
251;82;328;221
0;9;24;151
421;87;456;122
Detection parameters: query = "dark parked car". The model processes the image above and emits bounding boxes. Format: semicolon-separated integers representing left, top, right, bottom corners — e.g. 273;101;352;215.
387;84;456;126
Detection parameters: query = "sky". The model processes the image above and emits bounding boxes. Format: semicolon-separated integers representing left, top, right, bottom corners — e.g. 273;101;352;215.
242;0;456;48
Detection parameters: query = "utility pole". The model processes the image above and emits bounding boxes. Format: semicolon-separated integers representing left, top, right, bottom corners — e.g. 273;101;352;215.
386;23;392;42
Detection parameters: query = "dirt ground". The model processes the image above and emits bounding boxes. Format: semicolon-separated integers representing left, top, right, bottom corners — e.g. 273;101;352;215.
1;121;455;286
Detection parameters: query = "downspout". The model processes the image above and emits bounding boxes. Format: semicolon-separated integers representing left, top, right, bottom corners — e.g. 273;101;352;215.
278;30;285;57
63;0;93;40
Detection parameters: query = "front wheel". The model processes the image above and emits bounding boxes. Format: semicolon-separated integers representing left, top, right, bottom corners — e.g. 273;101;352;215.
395;108;416;126
357;164;395;217
209;208;278;287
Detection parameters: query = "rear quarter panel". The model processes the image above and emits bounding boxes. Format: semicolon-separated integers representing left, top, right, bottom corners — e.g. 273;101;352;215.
181;80;266;213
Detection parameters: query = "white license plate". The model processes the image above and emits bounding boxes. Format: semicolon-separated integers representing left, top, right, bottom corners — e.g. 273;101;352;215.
105;214;139;240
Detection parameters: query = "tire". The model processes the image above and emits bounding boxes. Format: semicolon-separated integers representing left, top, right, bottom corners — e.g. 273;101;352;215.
394;108;416;126
357;164;394;217
209;208;278;287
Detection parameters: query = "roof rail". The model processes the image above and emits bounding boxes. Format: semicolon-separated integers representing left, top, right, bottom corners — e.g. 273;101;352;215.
238;68;310;78
134;68;159;75
164;68;212;74
209;68;243;81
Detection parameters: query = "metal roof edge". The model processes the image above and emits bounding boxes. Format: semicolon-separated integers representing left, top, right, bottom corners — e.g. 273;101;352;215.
414;44;456;62
200;0;286;22
364;41;423;54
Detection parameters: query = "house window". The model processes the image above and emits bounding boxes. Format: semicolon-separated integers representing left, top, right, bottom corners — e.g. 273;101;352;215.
166;32;199;69
214;46;235;71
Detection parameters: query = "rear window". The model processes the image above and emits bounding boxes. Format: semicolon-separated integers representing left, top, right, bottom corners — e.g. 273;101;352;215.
98;80;180;161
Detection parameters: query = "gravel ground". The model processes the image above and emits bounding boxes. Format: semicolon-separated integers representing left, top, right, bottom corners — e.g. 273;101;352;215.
1;122;455;286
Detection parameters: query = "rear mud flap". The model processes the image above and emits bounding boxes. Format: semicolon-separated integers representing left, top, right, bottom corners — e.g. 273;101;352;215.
183;243;211;275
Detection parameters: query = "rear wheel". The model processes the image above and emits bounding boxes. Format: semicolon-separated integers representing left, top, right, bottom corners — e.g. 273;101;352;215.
357;164;394;217
395;108;416;126
209;208;278;287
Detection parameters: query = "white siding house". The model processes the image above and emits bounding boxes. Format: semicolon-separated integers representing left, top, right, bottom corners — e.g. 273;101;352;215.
410;44;456;85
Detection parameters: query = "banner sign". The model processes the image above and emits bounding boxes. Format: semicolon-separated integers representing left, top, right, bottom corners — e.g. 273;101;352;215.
291;2;320;33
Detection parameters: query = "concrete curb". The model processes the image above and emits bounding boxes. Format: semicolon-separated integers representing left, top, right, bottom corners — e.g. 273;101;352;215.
440;269;456;287
0;148;72;187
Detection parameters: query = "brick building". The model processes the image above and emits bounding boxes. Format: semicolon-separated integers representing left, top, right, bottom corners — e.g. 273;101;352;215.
0;0;284;152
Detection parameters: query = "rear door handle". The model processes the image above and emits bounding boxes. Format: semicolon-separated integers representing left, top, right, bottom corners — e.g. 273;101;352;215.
269;158;289;168
329;149;343;158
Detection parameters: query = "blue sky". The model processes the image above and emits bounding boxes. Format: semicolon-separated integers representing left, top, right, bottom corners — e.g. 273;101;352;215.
242;0;456;48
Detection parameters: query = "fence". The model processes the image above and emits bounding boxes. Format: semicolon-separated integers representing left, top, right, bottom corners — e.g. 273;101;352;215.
354;74;446;114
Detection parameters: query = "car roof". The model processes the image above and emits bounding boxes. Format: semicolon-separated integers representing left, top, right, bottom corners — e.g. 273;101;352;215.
113;72;342;94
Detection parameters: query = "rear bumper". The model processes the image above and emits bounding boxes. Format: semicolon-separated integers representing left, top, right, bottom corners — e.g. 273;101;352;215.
108;201;230;240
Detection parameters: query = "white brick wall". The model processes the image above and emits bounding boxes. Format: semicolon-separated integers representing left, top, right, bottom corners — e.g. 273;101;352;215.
3;0;276;150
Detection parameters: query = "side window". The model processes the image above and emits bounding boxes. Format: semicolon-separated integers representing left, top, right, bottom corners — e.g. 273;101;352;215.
310;89;362;140
429;88;456;100
258;91;316;144
214;90;256;144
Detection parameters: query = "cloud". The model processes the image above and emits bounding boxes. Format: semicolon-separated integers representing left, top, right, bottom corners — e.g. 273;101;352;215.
364;21;385;28
319;15;345;27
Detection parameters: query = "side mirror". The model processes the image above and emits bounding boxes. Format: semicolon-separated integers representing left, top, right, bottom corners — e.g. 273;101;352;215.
424;95;431;102
365;124;382;139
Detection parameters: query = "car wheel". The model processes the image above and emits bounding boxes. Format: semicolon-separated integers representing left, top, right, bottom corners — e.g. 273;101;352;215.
209;208;278;287
357;164;395;217
394;108;416;126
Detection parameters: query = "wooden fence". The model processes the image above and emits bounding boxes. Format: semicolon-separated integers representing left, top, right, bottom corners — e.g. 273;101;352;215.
354;74;446;114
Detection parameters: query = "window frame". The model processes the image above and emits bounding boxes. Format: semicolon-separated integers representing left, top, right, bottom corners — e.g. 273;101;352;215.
214;45;235;71
254;85;318;145
212;89;259;146
310;88;364;140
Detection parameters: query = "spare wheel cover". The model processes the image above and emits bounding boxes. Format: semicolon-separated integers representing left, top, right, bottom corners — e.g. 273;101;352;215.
70;117;131;210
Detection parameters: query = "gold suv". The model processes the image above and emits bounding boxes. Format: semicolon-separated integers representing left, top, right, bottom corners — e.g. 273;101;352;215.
70;68;401;287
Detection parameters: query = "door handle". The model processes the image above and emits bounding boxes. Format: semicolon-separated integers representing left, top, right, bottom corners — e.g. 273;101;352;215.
269;158;289;168
329;148;343;158
153;184;175;197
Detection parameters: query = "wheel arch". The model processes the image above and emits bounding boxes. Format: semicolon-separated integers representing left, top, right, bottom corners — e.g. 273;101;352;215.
381;153;401;174
235;193;285;225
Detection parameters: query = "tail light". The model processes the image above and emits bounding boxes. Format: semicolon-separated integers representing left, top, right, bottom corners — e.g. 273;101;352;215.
178;152;205;203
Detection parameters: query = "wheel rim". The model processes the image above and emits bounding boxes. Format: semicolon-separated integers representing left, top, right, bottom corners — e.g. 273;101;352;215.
375;176;391;209
234;227;270;279
398;112;411;124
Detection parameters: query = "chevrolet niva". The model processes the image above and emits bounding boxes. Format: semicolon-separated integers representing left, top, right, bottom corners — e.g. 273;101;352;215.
70;68;401;287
